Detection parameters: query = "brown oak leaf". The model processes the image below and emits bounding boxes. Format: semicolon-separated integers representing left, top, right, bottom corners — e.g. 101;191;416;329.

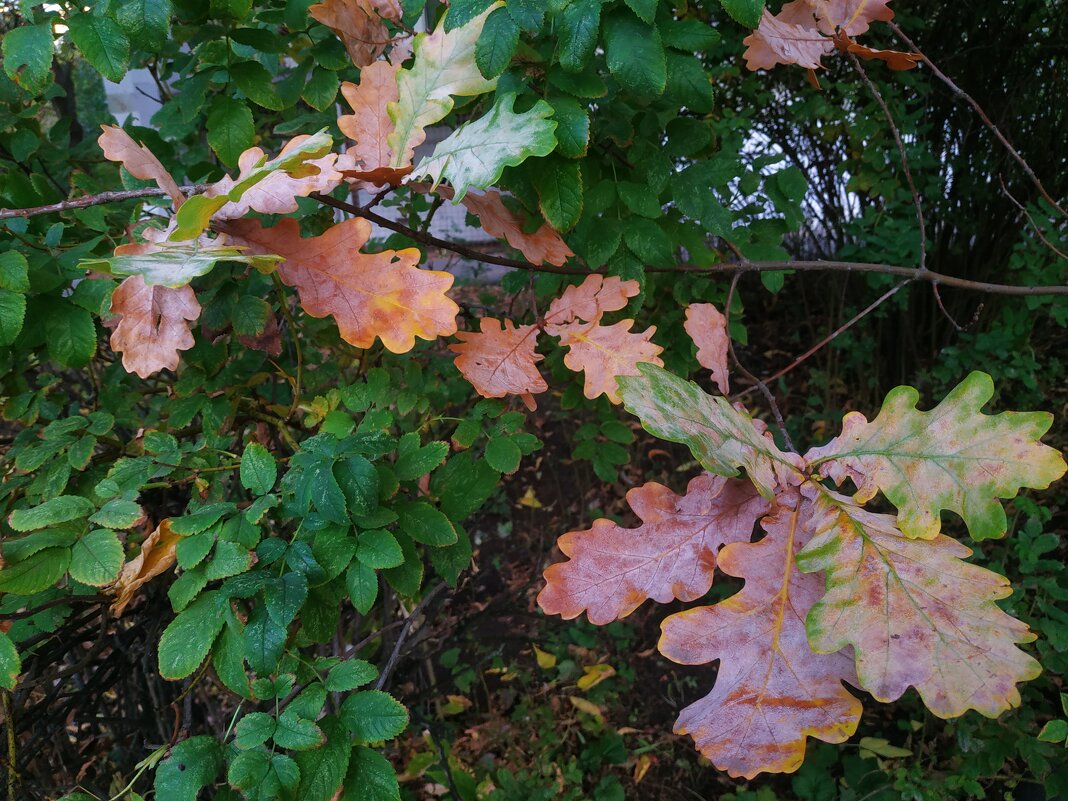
206;136;344;219
338;60;413;185
109;274;202;379
108;519;183;617
539;474;769;624
98;125;185;207
658;487;863;778
222;218;458;353
450;318;547;411
543;274;640;329
684;303;730;394
554;319;664;403
309;0;399;68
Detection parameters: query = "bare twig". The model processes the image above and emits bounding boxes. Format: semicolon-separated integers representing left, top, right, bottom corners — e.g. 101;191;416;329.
375;582;447;691
0;185;206;219
737;279;912;399
998;175;1068;261
725;273;796;452
888;20;1067;220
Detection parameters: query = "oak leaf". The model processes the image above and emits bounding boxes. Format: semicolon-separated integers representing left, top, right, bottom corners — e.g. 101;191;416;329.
659;488;862;778
108;519;183;617
543;274;640;329
743;10;831;71
835;34;922;70
428;185;573;266
309;0;399;68
796;486;1041;718
554;319;664;403
338;61;410;185
408;93;558;200
539;474;769;624
221;218;458;353
205;136;344;219
449;318;546;411
618;364;805;498
109;274;202;379
98;125;185;207
684;303;730;394
805;371;1067;540
386;4;500;168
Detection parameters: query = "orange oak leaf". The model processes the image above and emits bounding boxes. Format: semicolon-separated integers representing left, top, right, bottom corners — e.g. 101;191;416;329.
309;0;399;68
425;184;574;267
338;61;411;185
450;318;547;411
743;10;831;71
544;274;640;329
796;486;1041;719
221;217;458;353
658;487;862;778
744;0;916;73
98;125;185;207
539;473;769;625
684;303;730;394
206;136;344;219
108;519;183;617
554;319;664;403
109;274;202;378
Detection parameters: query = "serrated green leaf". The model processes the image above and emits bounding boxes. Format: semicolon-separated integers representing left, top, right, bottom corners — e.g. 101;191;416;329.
2;24;54;93
303;66;340;111
265;571;308;626
231;60;286;110
346;561;379;614
396;501;457;546
533;157;583;231
394;436;448;481
485;436;521;474
624;0;657;23
475;7;519;79
0;290;26;347
0;252;30;293
69;529;124;586
228;750;300;794
244;607;287;676
45;305;97;368
603;9;666;98
0;546;70;594
336;455;380;518
235;712;276;749
718;0;764;28
158;591;226;679
430;452;500;520
207;99;255;168
295;716;352;801
153;736;223;801
241;442;278;495
274;711;325;751
325;659;378;692
0;632;20;690
557;0;602;73
340;690;409;742
356;529;404;569
549;96;590;158
342;746;400;801
1037;719;1068;743
67;13;130;83
9;496;95;532
115;0;173;46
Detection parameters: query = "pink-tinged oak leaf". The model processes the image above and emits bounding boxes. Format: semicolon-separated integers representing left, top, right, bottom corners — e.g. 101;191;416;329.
659;488;863;778
98;125;185;207
109;275;201;379
309;0;399;68
796;486;1042;718
539;474;769;624
684;303;730;394
543;274;640;329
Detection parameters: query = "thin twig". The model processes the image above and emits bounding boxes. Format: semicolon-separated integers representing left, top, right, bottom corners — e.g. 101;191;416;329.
888;20;1067;220
998;175;1068;261
725;274;796;452
737;279;912;399
375;582;447;692
0;185;206;219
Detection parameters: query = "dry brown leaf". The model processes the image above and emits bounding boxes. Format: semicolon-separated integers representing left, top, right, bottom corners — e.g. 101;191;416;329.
450;318;547;411
222;218;458;353
743;9;833;71
109;274;202;379
108;519;183;617
454;188;573;267
339;61;406;180
684;303;730;394
555;319;664;403
836;34;922;70
206;136;344;219
98;125;185;207
310;0;397;68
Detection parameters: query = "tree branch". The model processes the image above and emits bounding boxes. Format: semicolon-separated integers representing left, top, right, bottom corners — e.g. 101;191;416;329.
0;185;206;219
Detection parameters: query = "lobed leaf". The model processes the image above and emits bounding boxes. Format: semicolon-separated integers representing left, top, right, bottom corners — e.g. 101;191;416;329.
659;488;862;778
795;485;1042;718
450;318;546;411
108;275;202;379
553;318;664;403
684;303;730;394
805;371;1067;540
618;363;805;498
539;473;769;624
98;125;185;206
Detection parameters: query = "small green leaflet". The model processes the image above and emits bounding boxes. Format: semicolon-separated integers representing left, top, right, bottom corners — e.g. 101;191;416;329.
69;529;124;586
340;690;409;742
158;591;226;679
8;495;95;531
241;442;278;495
410;93;558;201
0;631;20;690
169;129;333;241
153;737;223;801
66;13;130;83
2;23;53;94
80;243;281;289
